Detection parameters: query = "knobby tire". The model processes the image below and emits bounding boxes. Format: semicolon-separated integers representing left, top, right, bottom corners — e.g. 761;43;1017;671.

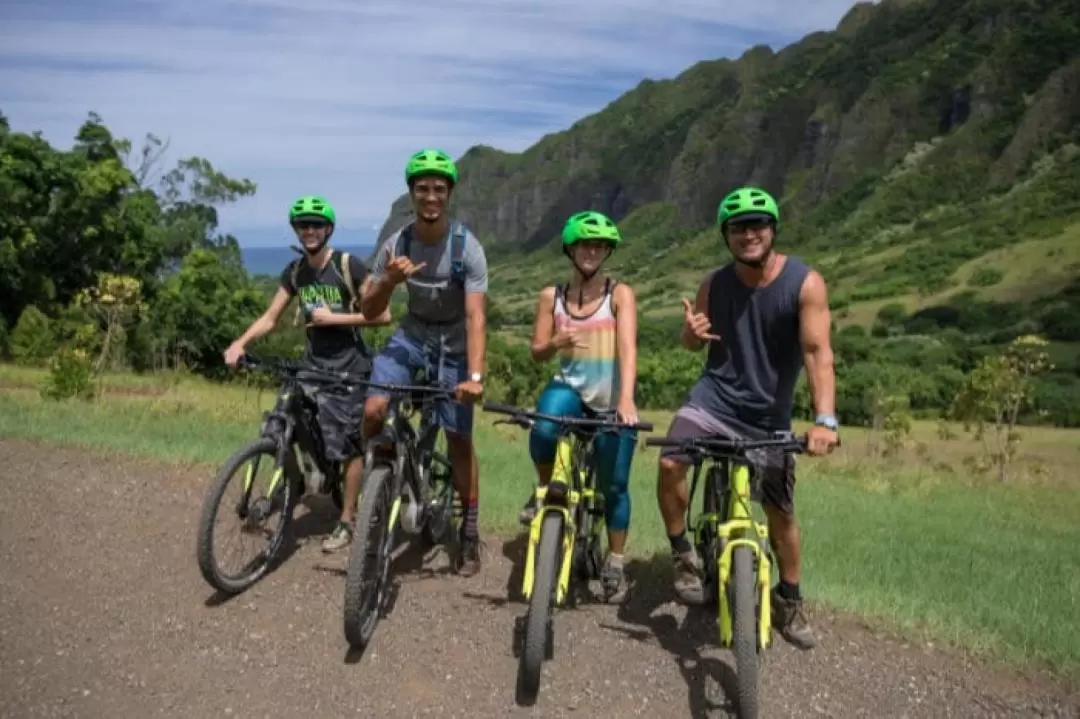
732;546;760;718
517;511;563;706
343;464;395;650
196;436;295;595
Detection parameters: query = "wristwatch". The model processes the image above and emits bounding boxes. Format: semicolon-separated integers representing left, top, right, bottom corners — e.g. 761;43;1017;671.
814;414;839;431
469;372;483;383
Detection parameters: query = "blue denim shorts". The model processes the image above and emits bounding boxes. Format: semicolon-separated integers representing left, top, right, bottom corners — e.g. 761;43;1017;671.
368;329;473;437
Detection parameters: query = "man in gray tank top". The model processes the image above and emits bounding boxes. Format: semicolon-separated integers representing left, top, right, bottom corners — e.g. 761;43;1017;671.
656;186;840;650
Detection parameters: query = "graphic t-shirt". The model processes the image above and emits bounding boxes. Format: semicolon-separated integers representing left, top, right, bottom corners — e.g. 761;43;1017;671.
279;250;372;374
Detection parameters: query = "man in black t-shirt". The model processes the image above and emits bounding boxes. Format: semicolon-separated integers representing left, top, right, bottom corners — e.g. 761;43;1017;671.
224;195;391;553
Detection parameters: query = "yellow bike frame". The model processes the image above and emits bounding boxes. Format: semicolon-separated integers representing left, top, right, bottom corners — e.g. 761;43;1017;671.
520;435;599;606
713;460;773;651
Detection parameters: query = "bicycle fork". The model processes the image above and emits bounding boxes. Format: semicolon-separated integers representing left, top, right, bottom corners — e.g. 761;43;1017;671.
715;462;773;651
522;439;578;606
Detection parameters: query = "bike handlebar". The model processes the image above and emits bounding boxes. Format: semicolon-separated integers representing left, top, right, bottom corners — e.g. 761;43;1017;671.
645;432;841;456
482;401;654;433
237;353;457;398
237;353;364;383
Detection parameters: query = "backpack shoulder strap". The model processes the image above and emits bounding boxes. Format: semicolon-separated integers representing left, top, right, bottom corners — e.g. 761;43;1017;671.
335;250;360;312
400;223;413;259
449;221;467;285
289;257;305;326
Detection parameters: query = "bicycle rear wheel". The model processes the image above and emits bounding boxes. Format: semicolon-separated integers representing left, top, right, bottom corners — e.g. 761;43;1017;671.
196;437;296;595
343;464;395;650
517;511;562;706
731;545;760;718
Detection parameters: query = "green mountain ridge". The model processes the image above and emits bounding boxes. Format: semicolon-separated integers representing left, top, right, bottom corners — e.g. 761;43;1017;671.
376;0;1080;331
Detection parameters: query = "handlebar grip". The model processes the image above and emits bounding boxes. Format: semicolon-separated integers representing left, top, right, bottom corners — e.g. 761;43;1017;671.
634;422;654;432
482;401;520;415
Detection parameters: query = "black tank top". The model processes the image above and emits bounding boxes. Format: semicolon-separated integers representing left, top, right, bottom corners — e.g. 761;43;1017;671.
685;256;810;436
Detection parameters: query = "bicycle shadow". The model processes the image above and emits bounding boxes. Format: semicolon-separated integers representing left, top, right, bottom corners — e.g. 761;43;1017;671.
598;552;741;719
202;494;341;607
340;531;464;666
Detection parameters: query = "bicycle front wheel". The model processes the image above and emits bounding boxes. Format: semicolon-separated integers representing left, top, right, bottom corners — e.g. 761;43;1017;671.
517;511;562;706
731;545;761;719
196;437;296;595
343;464;395;650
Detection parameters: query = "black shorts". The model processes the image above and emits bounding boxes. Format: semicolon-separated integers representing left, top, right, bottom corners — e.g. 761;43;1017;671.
660;404;797;516
301;380;367;463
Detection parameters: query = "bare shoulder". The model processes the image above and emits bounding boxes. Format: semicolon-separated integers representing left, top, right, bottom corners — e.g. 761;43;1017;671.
799;269;829;305
535;285;558;310
612;281;636;314
613;281;636;301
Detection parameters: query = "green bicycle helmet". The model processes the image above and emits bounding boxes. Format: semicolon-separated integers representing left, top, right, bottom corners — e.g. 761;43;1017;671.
288;195;336;225
405;149;458;185
717;186;780;227
561;211;622;246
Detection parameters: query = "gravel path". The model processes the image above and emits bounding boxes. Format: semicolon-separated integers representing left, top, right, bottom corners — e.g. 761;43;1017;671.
1;437;1077;718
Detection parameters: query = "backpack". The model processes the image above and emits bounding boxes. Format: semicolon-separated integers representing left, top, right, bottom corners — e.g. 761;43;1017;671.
289;249;361;326
399;220;468;287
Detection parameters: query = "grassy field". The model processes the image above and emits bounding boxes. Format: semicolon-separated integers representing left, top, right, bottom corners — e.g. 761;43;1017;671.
1;362;1079;682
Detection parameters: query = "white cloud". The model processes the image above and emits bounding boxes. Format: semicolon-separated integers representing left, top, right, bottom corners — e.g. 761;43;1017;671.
0;0;862;241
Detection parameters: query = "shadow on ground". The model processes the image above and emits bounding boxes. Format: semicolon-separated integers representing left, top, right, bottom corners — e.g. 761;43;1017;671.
461;535;743;717
603;552;742;719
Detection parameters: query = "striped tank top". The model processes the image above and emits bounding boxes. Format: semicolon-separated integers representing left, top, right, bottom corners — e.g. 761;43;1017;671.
552;279;620;412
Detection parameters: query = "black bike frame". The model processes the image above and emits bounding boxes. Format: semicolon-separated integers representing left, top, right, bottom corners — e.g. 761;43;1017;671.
363;379;457;517
240;354;367;483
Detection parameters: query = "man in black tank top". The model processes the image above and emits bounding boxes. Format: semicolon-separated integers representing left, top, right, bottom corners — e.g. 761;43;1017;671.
655;187;840;651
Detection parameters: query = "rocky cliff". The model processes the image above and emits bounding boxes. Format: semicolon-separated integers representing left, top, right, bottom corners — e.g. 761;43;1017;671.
376;0;1080;253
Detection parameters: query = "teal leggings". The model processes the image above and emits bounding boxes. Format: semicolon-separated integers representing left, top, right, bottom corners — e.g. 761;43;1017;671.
527;380;637;532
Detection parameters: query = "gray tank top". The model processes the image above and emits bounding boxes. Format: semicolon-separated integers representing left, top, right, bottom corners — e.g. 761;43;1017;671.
685;256;810;435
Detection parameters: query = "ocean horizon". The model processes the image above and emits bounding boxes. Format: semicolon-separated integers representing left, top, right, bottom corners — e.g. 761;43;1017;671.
240;244;377;277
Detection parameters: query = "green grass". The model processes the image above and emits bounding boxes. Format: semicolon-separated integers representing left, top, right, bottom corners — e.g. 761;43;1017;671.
833;221;1080;327
2;364;1079;683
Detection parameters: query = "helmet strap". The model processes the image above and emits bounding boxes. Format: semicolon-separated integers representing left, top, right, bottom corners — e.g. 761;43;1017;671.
565;245;612;297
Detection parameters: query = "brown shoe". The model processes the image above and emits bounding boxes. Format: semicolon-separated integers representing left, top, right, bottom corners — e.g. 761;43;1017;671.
771;588;818;649
672;549;707;605
456;534;482;577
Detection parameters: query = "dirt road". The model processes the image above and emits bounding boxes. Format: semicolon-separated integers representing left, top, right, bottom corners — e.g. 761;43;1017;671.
1;437;1076;718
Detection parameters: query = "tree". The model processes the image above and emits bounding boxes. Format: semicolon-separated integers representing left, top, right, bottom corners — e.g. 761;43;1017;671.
150;248;264;376
74;272;146;372
949;334;1053;481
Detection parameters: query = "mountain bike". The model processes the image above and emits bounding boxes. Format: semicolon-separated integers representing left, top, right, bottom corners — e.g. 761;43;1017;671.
644;430;839;719
342;376;459;651
196;353;366;595
482;401;653;706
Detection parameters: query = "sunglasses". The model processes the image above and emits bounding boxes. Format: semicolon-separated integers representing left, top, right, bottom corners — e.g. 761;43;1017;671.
293;220;328;230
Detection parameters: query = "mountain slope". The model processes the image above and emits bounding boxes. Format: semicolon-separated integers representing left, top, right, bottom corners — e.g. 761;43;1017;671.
378;0;1080;247
375;0;1080;333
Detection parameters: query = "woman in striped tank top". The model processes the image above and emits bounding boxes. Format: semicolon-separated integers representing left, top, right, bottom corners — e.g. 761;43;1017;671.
518;210;641;603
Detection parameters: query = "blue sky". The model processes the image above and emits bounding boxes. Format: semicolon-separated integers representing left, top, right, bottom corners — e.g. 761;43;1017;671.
1;0;864;247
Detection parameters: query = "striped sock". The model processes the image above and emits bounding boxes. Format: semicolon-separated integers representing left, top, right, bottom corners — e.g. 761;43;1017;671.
463;499;479;539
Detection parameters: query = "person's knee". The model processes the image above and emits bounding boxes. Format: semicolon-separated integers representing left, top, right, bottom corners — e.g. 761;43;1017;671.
602;472;632;531
658;455;687;489
764;501;796;533
528;419;559;464
363;395;388;424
